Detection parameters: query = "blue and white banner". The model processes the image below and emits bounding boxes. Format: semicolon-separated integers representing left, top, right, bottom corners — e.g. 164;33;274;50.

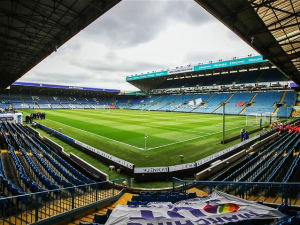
126;56;267;81
0;113;23;124
168;67;194;75
74;140;134;169
105;190;283;225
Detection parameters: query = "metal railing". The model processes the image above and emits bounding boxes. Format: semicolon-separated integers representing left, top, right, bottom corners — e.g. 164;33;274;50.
172;178;300;206
0;178;125;225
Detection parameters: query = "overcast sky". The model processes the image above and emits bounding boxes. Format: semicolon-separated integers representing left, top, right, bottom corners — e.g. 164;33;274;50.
18;0;257;91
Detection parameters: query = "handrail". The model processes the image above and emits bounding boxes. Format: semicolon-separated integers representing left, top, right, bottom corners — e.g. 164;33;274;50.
0;178;125;225
172;177;300;206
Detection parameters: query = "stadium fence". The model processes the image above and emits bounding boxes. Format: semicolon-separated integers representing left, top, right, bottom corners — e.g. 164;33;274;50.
0;178;125;225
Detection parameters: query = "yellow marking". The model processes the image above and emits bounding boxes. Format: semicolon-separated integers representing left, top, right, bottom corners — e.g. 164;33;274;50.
187;187;208;196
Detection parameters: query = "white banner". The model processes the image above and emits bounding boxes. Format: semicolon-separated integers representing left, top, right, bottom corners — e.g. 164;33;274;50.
105;190;283;225
195;98;203;105
74;140;134;169
196;134;260;167
0;113;23;124
134;167;168;173
169;163;196;172
168;67;193;75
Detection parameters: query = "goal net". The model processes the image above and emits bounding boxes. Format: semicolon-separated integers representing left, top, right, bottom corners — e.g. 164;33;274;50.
246;112;277;126
245;113;260;126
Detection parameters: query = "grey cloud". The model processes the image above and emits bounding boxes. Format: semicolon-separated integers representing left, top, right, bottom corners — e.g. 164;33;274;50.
183;51;222;65
82;0;214;49
70;51;166;74
21;71;95;84
21;68;133;89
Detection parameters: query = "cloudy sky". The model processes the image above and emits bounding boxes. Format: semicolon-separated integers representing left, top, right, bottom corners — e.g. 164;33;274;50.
18;0;257;91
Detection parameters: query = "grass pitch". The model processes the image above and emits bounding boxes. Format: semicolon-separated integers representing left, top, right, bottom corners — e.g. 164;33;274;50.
22;109;264;168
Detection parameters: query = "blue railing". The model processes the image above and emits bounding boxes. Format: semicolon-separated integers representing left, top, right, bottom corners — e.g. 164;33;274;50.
0;179;124;225
172;178;300;206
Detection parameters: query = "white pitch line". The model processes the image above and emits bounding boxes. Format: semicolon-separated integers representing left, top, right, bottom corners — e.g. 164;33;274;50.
46;119;144;150
144;124;248;151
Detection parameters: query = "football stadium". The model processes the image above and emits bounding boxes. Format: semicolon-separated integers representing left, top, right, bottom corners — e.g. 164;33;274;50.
1;1;300;225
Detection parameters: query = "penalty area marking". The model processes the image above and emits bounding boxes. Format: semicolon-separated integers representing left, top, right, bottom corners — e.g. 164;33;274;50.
144;124;248;151
46;119;144;150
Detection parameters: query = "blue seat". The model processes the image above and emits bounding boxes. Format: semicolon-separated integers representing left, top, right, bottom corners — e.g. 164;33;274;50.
21;194;30;205
158;194;167;202
79;222;100;225
0;197;6;210
168;195;177;203
131;195;141;202
240;220;252;225
139;201;148;206
279;215;291;222
188;192;197;199
106;209;113;217
149;192;157;201
127;201;137;206
142;195;152;202
178;193;186;201
93;214;108;224
290;217;300;225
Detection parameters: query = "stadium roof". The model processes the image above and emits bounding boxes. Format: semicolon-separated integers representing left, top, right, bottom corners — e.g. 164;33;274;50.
127;55;273;92
10;82;120;94
195;0;300;85
126;55;269;82
0;0;121;89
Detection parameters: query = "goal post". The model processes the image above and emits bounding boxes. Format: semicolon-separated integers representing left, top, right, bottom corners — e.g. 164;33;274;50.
245;113;260;126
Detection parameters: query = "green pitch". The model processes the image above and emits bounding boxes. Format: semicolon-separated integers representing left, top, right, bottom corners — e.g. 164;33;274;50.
21;109;264;167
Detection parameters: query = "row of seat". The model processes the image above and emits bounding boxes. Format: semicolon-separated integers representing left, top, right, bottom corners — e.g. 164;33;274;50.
223;132;293;182
0;123;50;204
10;123;75;192
10;122;89;191
251;133;300;183
2;122;53;199
283;153;300;182
26;130;91;184
126;91;295;117
266;136;300;182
